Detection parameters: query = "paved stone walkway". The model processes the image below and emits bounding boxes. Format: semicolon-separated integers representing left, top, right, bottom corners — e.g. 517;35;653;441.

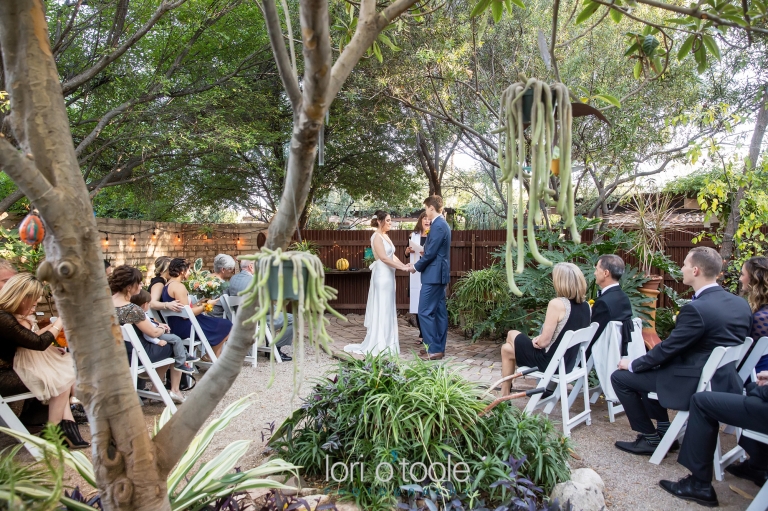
324;314;508;385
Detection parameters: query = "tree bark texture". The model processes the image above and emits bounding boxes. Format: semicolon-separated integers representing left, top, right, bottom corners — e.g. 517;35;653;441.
720;90;768;262
264;0;422;250
0;2;170;509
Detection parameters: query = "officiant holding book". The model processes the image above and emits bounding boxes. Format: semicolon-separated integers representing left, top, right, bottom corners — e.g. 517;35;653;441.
405;212;431;342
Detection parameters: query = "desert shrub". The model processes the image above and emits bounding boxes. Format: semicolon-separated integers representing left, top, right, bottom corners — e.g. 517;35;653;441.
268;355;572;510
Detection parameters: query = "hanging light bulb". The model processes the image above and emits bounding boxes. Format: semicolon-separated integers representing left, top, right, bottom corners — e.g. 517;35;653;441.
152;229;156;239
131;234;136;243
105;233;109;245
176;233;181;242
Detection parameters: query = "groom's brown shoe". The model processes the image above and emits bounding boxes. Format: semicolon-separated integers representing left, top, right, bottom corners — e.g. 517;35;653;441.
420;352;444;361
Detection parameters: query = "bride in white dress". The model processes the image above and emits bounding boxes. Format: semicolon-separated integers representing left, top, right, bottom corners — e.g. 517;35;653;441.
344;210;410;356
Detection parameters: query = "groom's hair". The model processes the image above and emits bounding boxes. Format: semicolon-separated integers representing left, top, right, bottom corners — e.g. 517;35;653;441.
424;195;443;212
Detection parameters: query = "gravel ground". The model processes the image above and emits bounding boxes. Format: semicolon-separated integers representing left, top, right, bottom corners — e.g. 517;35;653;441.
2;343;762;510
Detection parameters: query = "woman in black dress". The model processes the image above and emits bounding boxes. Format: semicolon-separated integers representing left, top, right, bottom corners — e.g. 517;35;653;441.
500;262;591;396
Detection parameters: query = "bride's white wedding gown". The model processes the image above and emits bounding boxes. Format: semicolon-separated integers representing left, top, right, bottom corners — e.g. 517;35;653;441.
344;232;400;356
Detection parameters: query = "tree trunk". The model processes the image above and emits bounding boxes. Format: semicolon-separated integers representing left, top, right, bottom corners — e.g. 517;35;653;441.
720;89;768;262
416;131;442;197
0;2;171;510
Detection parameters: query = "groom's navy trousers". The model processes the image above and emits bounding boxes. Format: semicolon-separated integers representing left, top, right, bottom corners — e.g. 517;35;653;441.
419;284;448;353
414;215;451;354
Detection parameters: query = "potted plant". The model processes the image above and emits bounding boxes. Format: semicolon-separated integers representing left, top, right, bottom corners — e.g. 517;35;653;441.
628;191;675;348
240;248;343;379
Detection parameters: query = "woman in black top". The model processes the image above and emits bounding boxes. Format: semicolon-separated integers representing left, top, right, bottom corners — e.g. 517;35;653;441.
149;256;182;312
0;274;89;448
500;263;592;396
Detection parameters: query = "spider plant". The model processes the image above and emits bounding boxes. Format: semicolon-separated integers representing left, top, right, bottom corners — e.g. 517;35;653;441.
1;395;298;511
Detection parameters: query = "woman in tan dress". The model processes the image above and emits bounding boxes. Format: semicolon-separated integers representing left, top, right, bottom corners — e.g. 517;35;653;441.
0;274;89;449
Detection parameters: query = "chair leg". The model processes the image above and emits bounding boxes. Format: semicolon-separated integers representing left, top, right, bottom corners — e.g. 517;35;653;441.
746;478;768;511
560;377;572;437
650;411;688;465
0;402;42;459
714;437;746;481
144;368;177;413
569;377;584;409
581;371;592;427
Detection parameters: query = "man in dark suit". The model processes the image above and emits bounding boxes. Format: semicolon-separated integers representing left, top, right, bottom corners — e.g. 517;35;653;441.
588;254;634;359
611;246;752;455
659;372;768;507
413;195;451;360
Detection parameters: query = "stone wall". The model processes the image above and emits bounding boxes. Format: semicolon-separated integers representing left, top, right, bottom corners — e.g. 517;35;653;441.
97;218;269;280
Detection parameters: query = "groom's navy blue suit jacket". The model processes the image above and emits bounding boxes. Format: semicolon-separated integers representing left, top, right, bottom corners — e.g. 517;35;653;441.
414;215;451;285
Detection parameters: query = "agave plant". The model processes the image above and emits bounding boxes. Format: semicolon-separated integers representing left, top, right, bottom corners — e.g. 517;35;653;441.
1;395;298;511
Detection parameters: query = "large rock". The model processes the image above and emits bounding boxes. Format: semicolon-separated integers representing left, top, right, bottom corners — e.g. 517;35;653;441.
570;468;605;493
550;480;606;511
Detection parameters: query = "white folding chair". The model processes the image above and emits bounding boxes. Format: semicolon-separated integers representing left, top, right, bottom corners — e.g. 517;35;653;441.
219;294;281;367
714;336;768;480
158;305;217;369
521;322;599;437
649;340;753;465
149;308;164;324
569;318;646;422
122;325;177;413
0;391;42;458
739;336;768;384
742;430;768;511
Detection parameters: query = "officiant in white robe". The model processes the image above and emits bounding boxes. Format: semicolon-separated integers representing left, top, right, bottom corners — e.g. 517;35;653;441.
405;213;431;340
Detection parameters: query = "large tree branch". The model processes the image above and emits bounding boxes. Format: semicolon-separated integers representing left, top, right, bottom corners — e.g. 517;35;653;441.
0;138;55;204
326;0;421;104
0;188;26;213
154;298;259;475
262;0;302;108
61;0;188;96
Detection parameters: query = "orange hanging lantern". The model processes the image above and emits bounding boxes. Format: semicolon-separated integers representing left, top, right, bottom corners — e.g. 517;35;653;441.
19;213;45;246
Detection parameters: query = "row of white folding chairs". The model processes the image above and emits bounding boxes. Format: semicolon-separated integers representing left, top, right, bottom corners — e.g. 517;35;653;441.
219;294;282;367
0;324;181;459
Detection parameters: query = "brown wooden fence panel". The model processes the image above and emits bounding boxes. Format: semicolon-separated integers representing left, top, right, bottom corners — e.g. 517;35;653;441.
296;228;715;313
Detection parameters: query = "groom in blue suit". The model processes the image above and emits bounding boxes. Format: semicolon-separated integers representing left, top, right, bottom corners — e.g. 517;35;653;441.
413;195;451;360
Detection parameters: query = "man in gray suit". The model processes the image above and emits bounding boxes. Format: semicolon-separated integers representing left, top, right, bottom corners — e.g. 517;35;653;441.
227;259;293;361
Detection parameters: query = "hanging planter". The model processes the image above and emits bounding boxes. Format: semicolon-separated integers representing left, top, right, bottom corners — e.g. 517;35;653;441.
240;248;344;394
496;79;577;296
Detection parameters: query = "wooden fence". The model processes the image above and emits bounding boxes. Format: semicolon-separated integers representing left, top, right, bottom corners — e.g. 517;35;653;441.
295;228;714;314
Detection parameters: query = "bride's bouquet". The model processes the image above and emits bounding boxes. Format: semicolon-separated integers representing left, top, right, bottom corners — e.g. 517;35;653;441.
183;258;224;300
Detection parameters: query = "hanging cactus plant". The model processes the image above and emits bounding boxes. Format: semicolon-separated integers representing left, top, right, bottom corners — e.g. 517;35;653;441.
497;79;578;296
239;248;345;395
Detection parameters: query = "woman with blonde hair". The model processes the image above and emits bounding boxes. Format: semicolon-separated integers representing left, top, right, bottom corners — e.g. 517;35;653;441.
0;273;89;448
740;256;768;374
499;262;592;396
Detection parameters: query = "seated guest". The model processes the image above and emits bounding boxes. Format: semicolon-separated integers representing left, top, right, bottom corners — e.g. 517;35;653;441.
227;258;293;361
588;254;634;359
500;262;591;396
130;290;197;374
209;254;236;318
110;265;186;403
740;256;768;374
161;258;232;358
0;259;17;290
659;372;768;506
0;274;88;449
612;247;752;455
149;256;183;312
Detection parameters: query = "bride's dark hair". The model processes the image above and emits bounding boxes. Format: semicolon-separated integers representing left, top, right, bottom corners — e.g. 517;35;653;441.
371;210;388;228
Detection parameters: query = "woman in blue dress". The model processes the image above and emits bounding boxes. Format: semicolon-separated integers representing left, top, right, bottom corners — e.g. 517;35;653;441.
162;258;232;359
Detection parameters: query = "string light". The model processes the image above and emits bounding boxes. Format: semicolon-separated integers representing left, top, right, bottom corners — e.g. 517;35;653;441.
152;229;156;239
105;234;109;245
237;236;241;244
176;233;181;242
131;234;136;243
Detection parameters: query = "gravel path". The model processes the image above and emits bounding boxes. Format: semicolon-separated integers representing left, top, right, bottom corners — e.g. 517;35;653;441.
2;337;762;510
